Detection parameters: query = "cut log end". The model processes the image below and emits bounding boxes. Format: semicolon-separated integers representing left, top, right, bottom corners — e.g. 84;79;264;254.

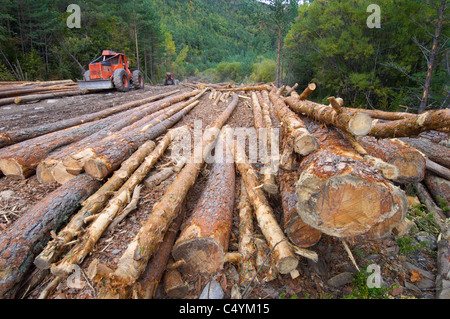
0;158;33;179
275;255;299;275
263;182;278;195
294;134;319;156
348;113;372;136
296;169;407;239
172;238;225;275
84;158;110;180
36;162;57;184
285;216;322;248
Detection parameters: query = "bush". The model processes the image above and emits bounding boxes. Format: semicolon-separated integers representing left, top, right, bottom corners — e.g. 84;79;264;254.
250;58;276;83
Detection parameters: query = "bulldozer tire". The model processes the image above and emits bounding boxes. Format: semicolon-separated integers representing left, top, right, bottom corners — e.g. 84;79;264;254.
113;69;130;92
83;71;91;81
132;70;144;89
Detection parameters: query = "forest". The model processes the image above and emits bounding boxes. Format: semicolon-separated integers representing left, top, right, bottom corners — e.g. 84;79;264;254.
0;0;448;112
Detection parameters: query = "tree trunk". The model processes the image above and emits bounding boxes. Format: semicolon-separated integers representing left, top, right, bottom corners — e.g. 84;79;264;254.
357;136;426;183
418;0;446;114
269;90;319;156
50;127;184;278
0;90;180;148
83;100;200;180
237;180;257;288
369;109;450;138
172;130;235;275
399;137;450;169
436;236;450;299
278;168;322;248
232;137;298;275
33;140;157;270
86;95;240;296
426;159;450;181
295;120;408;240
133;207;186;299
285;95;372;136
423;172;450;204
0;174;101;299
36;90;199;183
297;83;316;100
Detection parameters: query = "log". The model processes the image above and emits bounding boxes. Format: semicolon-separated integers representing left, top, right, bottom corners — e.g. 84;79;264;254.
285;95;372;136
423;172;450;204
0;90;179;148
144;158;186;187
237;180;258;287
36;90;201;183
436;236;450;299
295;120;408;240
426;159;450;181
348;108;416;121
399;137;450;169
33;140;156;270
83;98;202;180
357;136;426;183
298;83;316;100
231;136;299;274
369;109;450;138
413;183;447;220
216;84;271;92
50;127;182;277
269;90;318;156
163;263;189;299
0;174;101;298
278;168;322;248
133;206;186;299
172;129;235;275
0;84;77;99
96;95;239;295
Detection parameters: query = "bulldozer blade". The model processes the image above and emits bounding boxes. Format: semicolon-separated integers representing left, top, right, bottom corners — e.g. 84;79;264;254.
77;79;114;90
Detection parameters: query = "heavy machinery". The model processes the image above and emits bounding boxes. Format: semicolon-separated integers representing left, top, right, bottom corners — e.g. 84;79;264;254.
78;50;144;92
163;72;179;85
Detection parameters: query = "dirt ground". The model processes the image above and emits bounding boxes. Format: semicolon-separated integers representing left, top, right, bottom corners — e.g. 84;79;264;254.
0;84;440;300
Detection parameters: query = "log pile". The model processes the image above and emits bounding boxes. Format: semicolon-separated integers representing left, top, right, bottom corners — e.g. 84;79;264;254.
0;80;87;106
0;80;449;300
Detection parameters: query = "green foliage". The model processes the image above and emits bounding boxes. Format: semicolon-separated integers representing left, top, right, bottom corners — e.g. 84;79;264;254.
285;0;449;111
343;266;391;299
250;58;277;83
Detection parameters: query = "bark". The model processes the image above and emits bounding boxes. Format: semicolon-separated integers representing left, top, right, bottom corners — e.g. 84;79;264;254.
144;158;186;187
0;174;101;298
33;140;156;270
37;91;200;184
419;0;446;114
172;130;235;275
399;137;450;169
133;207;186;299
82;100;199;180
278;168;322;248
369;109;450;138
347;108;416;121
95;95;239;295
237;180;257;288
436;236;450;299
298;83;316;100
232;137;299;274
423;172;450;204
285;95;372;136
252;92;278;194
269;90;318;156
216;85;271;92
295;120;409;240
414;183;447;221
0;90;179;148
50;128;181;277
426;159;450;181
357;136;426;183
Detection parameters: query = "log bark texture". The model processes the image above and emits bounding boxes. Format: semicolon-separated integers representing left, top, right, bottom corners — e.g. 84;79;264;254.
357;136;426;183
172;130;235;275
295;120;408;240
423;172;450;204
33;140;156;270
278;168;322;248
0;174;101;298
0;90;179;148
269;90;318;156
232;137;298;274
91;95;239;295
399;137;450;169
285;96;372;136
369;109;450;138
